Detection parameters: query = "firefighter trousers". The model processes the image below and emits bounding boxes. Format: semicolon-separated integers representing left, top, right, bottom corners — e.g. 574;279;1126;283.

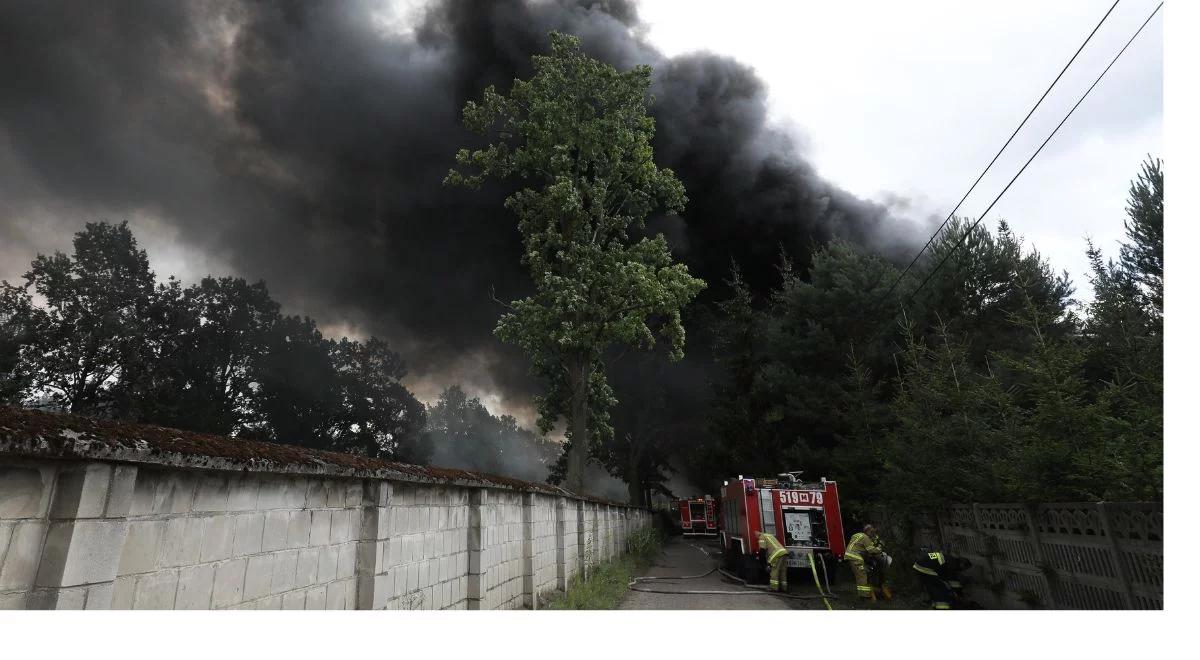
849;559;872;599
916;572;954;610
768;555;788;592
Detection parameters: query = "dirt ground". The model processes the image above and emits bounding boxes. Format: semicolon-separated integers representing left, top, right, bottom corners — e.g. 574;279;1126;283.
619;536;930;610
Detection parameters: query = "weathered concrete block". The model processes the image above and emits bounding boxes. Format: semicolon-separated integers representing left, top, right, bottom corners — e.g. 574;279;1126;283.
159;517;203;568
227;476;260;511
243;554;273;601
270;550;299;594
357;540;386;574
304;585;326;610
50;464;111;519
0;465;53;519
282;589;306;610
309;510;331;546
329;510;350;544
336;543;356;580
1;522;46;592
365;572;391;610
296;547;319;588
152;473;195;515
134;571;178;609
261;510;289;552
118;519;166;575
200;515;235;563
313;545;336;584
126;471;158;517
111;575;136;609
327;579;347;609
37;519;128;587
285;510;310;549
28;585;87;610
325;481;345;509
305;481;327;509
176;563;215;609
212;558;247;609
192;475;230;512
103;465;137;518
232;513;265;556
345;482;363;508
256;480;287;510
283;479;308;509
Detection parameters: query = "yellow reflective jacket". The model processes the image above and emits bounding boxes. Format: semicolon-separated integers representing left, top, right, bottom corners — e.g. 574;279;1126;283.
757;532;788;563
844;532;882;562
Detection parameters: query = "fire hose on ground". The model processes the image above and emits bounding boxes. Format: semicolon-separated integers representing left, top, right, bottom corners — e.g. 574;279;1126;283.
626;543;837;609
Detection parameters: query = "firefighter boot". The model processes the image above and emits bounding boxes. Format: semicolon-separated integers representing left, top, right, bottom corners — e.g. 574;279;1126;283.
880;585;893;601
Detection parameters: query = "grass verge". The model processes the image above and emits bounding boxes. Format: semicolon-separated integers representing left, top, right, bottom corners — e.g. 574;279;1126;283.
544;527;664;610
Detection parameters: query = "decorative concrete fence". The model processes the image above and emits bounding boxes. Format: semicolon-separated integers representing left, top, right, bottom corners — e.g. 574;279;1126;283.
0;406;649;610
936;502;1163;610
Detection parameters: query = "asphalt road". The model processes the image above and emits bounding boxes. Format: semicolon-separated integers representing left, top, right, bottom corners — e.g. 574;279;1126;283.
619;536;927;610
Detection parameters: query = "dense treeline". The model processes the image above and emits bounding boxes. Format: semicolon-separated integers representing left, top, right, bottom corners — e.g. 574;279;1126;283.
0;224;559;477
692;158;1163;516
0;158;1164;507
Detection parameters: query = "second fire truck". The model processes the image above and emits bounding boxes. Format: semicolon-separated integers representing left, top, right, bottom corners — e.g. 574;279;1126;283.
674;495;718;536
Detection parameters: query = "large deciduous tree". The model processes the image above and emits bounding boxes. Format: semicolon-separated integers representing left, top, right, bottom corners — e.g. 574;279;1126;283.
11;221;155;413
446;33;705;492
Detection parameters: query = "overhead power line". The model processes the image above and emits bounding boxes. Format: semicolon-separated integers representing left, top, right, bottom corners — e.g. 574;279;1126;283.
867;0;1121;313
868;0;1164;345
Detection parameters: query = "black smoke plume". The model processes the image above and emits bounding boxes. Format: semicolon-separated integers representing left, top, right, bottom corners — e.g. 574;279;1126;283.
0;0;918;490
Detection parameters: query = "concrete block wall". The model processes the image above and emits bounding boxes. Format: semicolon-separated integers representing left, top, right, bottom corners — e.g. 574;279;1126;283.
378;484;470;611
1;461;57;609
109;468;361;610
526;494;557;606
559;497;580;587
0;417;652;610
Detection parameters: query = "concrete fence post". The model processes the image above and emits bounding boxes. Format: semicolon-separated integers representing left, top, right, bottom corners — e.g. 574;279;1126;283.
520;492;535;609
575;500;586;581
1022;504;1057;609
30;463;138;609
355;480;392;610
554;498;566;591
1096;502;1136;608
466;489;488;610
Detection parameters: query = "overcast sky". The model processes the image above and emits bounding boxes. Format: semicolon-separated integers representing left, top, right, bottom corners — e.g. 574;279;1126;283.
638;0;1163;300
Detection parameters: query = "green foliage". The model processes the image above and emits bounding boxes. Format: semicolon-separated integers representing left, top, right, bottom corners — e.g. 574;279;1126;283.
0;285;35;404
2;221;427;462
5;221;155;413
546;527;663;610
698;158;1163;510
446;32;705;491
115;276;280;434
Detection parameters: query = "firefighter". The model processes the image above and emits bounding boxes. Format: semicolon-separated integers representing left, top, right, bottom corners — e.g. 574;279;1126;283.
844;524;890;601
755;531;789;592
868;534;893;600
912;549;972;610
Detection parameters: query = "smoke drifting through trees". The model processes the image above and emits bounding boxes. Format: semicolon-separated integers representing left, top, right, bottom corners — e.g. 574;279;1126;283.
0;0;916;493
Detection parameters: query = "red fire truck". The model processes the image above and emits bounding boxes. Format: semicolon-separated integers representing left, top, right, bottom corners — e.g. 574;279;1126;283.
674;495;718;536
719;472;846;583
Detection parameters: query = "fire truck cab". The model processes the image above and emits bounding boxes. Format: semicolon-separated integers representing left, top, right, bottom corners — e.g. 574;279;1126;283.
674;495;718;536
719;472;846;583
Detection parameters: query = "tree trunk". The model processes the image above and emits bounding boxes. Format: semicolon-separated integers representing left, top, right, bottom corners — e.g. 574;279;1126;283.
626;467;643;507
564;357;590;493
